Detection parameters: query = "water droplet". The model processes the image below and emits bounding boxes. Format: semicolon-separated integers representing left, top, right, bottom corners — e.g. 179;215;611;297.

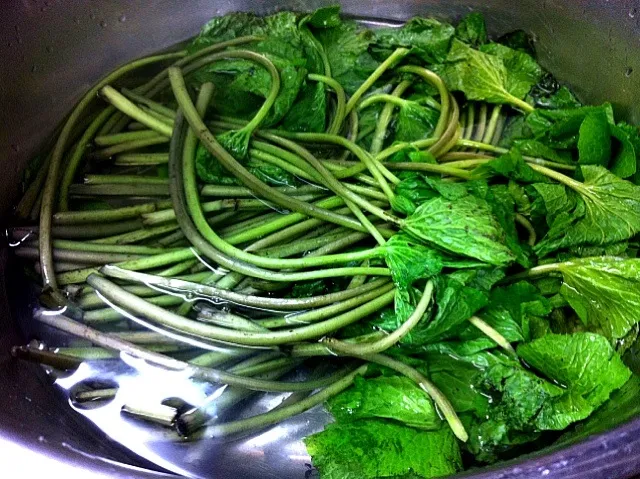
625;67;634;77
31;65;38;73
100;20;107;28
119;14;126;23
630;7;637;18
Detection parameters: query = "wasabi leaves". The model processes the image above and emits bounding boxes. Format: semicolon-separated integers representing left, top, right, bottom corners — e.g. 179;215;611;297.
556;257;640;340
439;39;539;111
518;332;632;429
328;375;441;429
535;165;640;256
305;420;462;479
402;194;516;266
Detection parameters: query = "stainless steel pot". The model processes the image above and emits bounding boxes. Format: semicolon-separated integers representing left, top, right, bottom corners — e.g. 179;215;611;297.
1;1;640;478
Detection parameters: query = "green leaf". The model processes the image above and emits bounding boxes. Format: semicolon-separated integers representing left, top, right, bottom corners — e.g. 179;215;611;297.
280;81;327;133
511;139;574;164
188;13;265;53
465;363;556;462
246;158;300;187
526;104;613;149
455;12;487;47
403;194;516;266
302;5;342;28
528;73;582;109
216;129;252;160
372;17;455;64
380;233;444;291
577;110;611;166
467;281;551;344
479;43;543;100
393;102;439;143
473;148;548;183
328;375;441;429
305;420;462;479
415;274;489;344
315;21;379;95
439;39;539;109
535;166;640;256
557;375;640;446
556;257;640;340
423;351;491;415
518;332;632;429
610;123;639;179
195;143;238;185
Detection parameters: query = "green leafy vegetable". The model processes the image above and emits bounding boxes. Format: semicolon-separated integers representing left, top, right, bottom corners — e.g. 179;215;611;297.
280;81;327;132
518;332;632;429
393;101;440;143
315;21;379;94
373;17;455;64
554;257;640;340
380;233;444;291
535;166;640;256
305;420;462;479
577;110;611;166
455;12;488;47
328;375;441;429
439;39;538;111
403;194;516;266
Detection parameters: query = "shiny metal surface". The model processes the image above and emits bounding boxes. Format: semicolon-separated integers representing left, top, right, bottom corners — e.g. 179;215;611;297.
1;1;640;478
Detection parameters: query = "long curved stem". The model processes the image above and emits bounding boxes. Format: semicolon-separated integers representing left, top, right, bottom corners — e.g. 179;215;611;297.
39;51;185;290
169;67;366;233
324;280;434;355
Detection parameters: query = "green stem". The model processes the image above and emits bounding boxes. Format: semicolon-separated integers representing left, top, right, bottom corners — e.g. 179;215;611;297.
84;175;168;185
175;79;383;270
473;103;488;142
463;102;476;140
101;265;392;311
515;213;537;246
121;87;177;119
256;280;393;329
100;86;173;137
59;107;115;211
369;81;412;156
344;48;410;117
374;138;438;162
169;67;366;233
268;131;399;199
40;311;357;393
56;247;195;285
482;104;503;144
503;262;562;282
308;74;346;135
94;129;160;146
115;153;169;166
90;135;168;160
468;316;517;358
358;93;408;110
204;364;367;437
324;281;434;355
53;201;168;225
396;65;450;138
91;223;178;245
